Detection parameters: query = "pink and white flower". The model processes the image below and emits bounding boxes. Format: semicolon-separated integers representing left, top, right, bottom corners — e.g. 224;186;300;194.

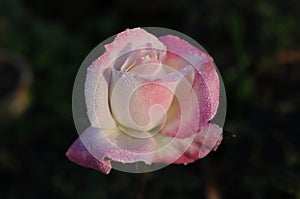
66;28;223;174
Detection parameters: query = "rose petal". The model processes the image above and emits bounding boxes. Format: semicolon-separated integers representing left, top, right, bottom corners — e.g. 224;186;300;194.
160;65;202;139
174;123;223;164
85;66;115;129
85;28;166;128
120;45;163;72
159;35;220;120
106;28;166;71
160;62;214;139
110;65;195;132
66;126;157;174
65;132;111;174
160;51;190;70
153;123;223;164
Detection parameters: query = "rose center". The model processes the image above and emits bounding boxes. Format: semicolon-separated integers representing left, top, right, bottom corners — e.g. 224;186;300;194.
117;117;166;139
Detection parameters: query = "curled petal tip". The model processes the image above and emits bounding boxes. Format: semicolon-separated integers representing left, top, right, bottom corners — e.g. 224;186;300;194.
65;137;112;174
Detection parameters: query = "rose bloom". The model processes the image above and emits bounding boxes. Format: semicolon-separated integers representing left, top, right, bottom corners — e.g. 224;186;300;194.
66;28;223;174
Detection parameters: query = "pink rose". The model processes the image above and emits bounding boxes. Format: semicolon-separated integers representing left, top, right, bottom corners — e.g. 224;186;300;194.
66;28;223;174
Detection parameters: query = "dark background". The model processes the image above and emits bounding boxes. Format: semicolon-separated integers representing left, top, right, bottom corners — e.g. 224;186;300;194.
0;0;299;198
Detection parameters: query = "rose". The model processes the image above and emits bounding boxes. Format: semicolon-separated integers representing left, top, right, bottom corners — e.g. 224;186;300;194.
66;28;223;174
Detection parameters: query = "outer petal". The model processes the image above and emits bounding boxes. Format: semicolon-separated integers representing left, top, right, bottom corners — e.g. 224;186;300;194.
159;35;220;121
153;123;223;164
160;66;201;139
85;28;166;128
160;62;213;138
173;123;223;164
66;126;157;174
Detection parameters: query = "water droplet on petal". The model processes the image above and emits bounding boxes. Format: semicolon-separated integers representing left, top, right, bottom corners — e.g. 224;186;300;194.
142;54;151;63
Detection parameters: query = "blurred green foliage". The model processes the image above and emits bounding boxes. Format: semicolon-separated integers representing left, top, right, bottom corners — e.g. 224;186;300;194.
0;0;299;198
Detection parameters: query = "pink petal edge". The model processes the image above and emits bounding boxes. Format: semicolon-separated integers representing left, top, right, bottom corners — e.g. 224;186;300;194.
153;123;223;164
159;35;220;139
159;35;220;121
66;127;158;174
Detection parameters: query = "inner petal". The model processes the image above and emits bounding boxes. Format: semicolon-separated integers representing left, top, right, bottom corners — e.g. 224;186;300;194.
110;71;174;133
128;82;172;128
85;28;167;129
109;65;194;134
119;47;165;73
